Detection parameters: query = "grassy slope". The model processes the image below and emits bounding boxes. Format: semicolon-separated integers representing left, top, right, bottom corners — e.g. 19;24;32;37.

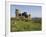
11;19;41;32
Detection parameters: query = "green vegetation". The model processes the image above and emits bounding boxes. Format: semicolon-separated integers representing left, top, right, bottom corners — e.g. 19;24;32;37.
11;18;42;32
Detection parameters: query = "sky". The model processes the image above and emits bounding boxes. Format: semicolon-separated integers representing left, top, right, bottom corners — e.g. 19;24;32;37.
10;5;42;18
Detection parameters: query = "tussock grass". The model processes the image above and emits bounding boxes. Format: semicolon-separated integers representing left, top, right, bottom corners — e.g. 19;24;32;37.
11;18;41;32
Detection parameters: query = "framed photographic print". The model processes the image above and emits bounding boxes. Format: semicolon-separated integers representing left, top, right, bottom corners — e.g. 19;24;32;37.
5;1;46;37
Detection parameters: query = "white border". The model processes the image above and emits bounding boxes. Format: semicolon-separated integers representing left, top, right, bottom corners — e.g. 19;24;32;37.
6;2;46;37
